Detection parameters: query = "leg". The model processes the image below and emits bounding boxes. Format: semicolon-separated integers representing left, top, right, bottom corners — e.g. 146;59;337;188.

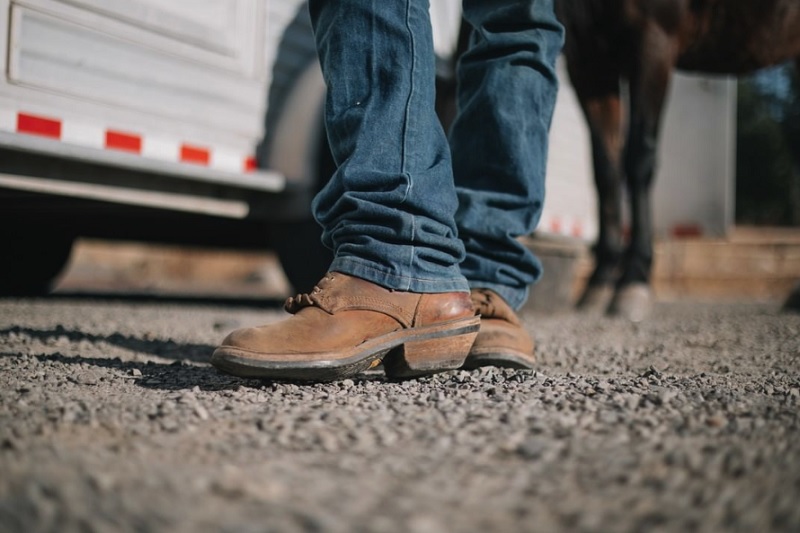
782;58;800;312
211;0;480;381
612;27;676;320
450;0;563;368
572;75;626;312
556;7;626;313
310;0;467;293
785;281;800;313
787;59;800;227
451;0;564;310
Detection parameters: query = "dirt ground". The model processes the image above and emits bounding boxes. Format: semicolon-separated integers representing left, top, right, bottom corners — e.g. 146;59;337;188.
1;293;798;532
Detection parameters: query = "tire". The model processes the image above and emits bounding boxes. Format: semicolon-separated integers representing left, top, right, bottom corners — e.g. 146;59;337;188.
0;225;74;296
784;281;800;313
260;6;333;293
271;217;332;294
270;125;335;293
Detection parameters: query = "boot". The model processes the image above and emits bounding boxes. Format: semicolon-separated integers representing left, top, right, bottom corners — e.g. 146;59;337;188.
212;272;480;381
465;288;535;369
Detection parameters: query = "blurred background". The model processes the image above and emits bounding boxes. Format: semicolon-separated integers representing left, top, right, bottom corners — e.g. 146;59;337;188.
1;0;797;308
55;61;800;309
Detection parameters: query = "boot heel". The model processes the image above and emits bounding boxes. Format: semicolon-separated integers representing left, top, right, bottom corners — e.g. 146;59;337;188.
383;319;479;379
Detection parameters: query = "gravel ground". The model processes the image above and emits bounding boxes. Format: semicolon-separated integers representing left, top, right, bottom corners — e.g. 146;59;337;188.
1;296;798;533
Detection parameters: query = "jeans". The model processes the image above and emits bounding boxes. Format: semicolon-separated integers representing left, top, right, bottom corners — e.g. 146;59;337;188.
308;0;563;310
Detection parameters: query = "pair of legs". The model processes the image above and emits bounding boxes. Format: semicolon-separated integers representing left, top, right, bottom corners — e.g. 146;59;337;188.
310;0;563;310
211;0;563;381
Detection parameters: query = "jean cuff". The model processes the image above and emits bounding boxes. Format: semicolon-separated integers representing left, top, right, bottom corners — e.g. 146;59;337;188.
330;256;470;294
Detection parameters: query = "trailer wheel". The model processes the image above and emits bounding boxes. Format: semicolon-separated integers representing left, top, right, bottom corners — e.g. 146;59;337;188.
271;126;334;293
272;217;331;294
0;226;74;296
259;6;333;293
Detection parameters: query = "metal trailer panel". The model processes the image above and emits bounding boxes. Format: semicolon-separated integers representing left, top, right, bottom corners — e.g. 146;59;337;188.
44;0;263;72
0;0;293;218
653;74;736;238
3;0;268;149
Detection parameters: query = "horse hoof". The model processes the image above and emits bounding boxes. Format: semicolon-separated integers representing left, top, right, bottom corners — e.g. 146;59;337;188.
783;282;800;313
608;283;653;322
576;285;615;314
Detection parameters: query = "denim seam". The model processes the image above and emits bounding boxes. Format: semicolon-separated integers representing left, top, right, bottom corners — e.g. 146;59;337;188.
401;0;416;290
332;257;469;290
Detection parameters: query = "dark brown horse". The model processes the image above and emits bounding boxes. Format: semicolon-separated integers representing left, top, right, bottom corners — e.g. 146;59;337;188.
554;0;800;319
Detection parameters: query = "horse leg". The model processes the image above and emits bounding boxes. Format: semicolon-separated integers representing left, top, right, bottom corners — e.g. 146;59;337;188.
610;29;676;321
573;80;626;313
783;58;800;313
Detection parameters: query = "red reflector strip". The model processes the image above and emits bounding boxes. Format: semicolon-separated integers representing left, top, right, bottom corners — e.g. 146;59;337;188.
180;144;210;165
17;113;61;139
105;130;142;153
10;110;254;174
671;224;703;238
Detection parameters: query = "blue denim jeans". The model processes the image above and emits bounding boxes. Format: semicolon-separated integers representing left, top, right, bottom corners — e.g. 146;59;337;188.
308;0;563;310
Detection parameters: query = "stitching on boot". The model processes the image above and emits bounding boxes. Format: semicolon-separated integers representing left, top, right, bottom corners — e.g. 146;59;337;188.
320;294;414;327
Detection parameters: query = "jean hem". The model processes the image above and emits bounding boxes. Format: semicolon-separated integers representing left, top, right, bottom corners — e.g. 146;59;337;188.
330;256;470;294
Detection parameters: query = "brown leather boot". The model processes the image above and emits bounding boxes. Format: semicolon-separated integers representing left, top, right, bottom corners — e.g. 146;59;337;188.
464;288;535;369
211;272;480;381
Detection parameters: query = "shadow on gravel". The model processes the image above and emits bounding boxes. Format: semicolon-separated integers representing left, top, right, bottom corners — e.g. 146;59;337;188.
1;325;215;363
1;351;262;392
3;348;388;392
11;292;287;309
2;322;379;392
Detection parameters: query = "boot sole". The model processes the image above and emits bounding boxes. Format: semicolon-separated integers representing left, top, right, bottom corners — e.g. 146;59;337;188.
211;316;480;382
461;349;536;370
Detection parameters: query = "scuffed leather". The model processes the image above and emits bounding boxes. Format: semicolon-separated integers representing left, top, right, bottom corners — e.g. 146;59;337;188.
470;288;521;326
469;289;533;358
